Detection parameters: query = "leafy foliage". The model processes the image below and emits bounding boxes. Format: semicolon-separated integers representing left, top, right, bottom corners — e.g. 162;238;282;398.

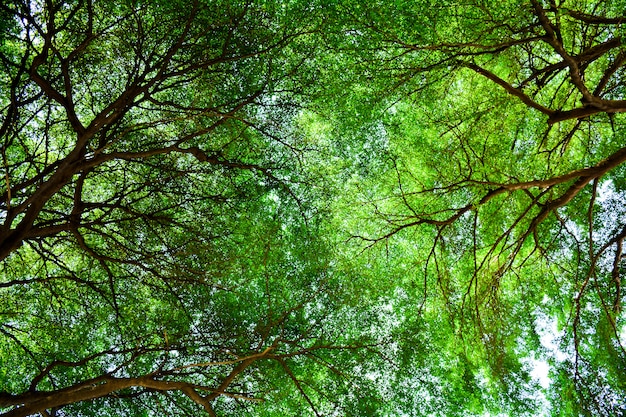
1;0;626;416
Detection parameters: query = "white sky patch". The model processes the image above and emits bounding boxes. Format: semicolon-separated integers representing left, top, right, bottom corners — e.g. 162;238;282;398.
535;304;571;363
515;301;580;416
596;179;615;204
528;358;550;389
519;352;550;415
267;190;280;204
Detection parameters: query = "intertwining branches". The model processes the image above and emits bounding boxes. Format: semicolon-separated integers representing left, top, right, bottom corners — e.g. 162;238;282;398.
353;1;626;283
3;0;626;415
343;2;626;406
0;343;272;417
0;1;379;416
0;297;388;417
378;0;626;124
0;0;317;264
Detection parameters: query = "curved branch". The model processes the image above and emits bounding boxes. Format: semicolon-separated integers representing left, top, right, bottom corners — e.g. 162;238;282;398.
567;10;626;25
460;61;555;116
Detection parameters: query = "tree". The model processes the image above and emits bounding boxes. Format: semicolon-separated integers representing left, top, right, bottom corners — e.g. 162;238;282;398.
3;0;626;416
0;1;394;416
332;0;626;414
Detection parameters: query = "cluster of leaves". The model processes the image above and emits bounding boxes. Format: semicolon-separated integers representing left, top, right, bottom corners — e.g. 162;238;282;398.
328;0;626;415
1;0;626;416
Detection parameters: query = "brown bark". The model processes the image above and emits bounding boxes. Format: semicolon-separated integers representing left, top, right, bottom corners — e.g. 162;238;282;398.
567;11;626;25
0;346;278;417
1;376;223;417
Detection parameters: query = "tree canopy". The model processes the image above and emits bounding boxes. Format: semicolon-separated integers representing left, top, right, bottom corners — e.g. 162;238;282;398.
1;0;625;416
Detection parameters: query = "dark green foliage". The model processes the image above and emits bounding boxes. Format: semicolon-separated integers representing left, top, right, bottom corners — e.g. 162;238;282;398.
1;1;626;416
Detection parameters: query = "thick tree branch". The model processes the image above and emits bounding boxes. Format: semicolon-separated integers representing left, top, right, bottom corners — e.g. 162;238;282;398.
567;11;626;25
461;61;555;116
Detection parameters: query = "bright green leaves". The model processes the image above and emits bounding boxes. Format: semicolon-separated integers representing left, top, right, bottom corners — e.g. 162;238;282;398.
2;0;626;416
299;1;626;415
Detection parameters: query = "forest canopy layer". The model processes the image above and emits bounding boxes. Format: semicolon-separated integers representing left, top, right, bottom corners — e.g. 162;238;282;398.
1;1;625;416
